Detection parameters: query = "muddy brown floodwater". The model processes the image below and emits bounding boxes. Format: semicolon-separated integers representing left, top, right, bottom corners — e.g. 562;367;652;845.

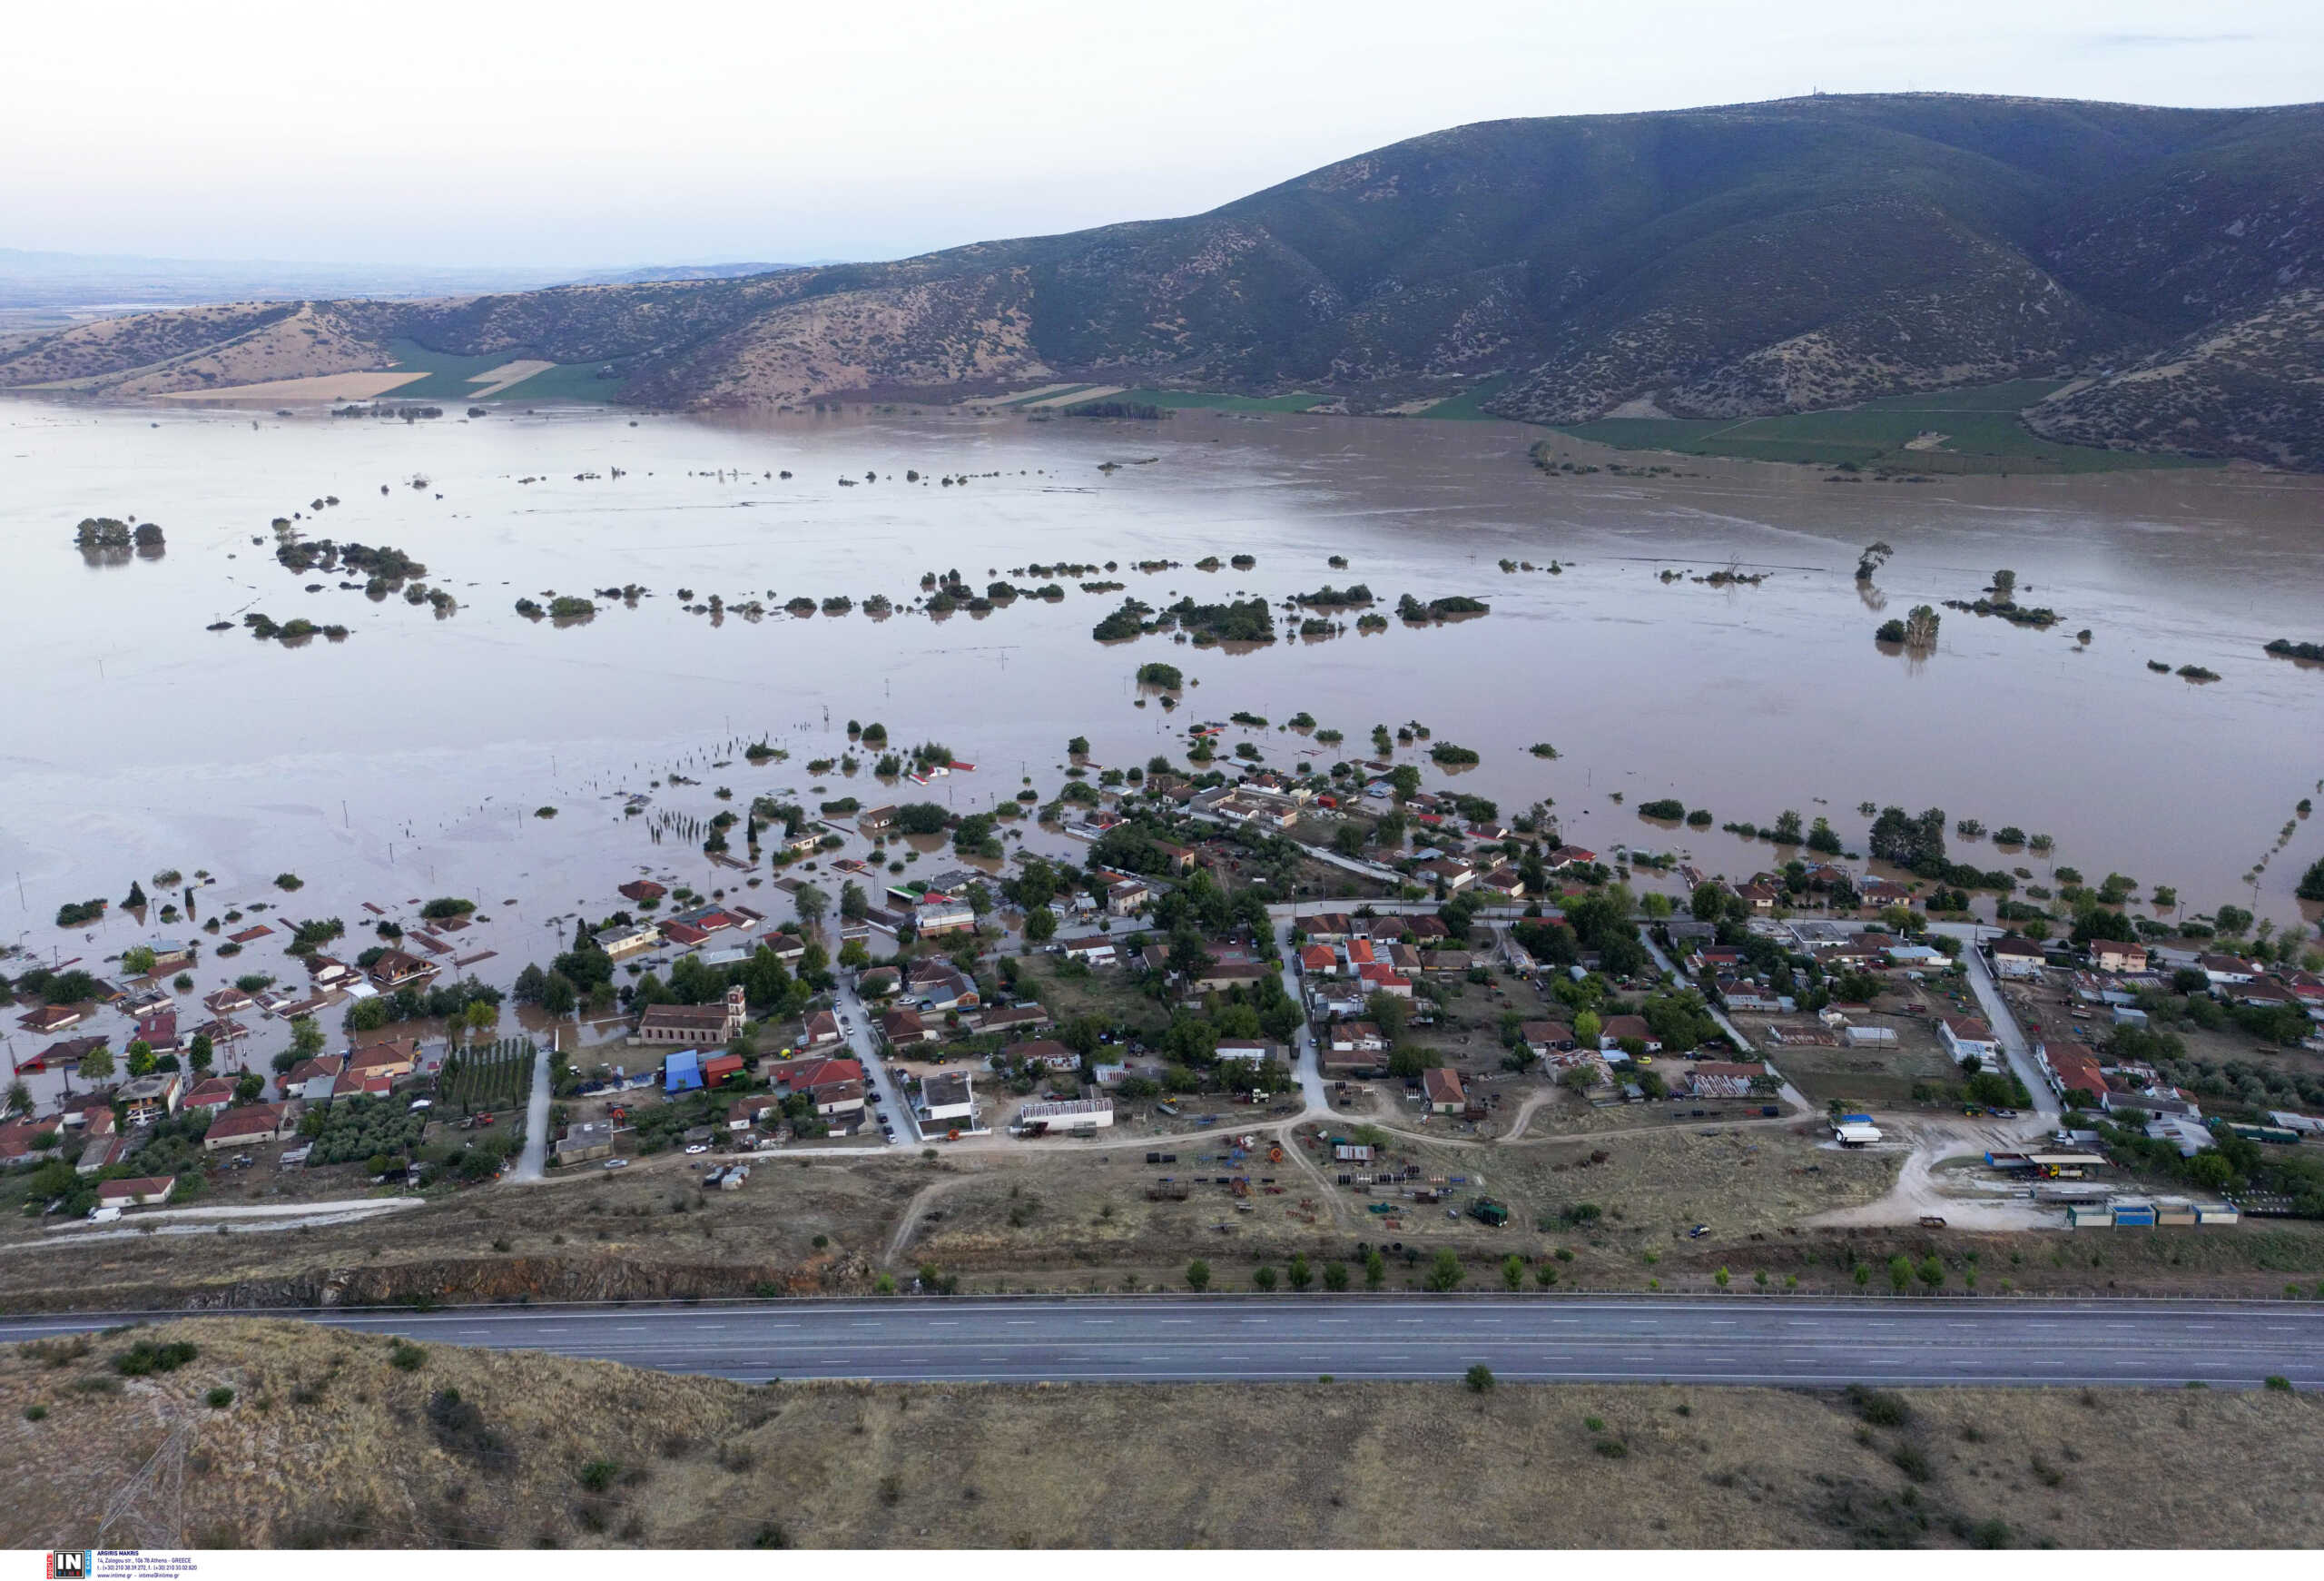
2;396;2321;1087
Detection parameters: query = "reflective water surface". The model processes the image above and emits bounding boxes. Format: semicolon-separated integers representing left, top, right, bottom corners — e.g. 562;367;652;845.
4;398;2321;1054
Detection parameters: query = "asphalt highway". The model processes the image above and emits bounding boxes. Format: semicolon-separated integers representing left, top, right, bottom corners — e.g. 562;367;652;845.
4;1297;2319;1388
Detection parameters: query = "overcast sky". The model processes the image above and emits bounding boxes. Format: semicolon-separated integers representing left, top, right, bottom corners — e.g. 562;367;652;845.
7;0;2319;268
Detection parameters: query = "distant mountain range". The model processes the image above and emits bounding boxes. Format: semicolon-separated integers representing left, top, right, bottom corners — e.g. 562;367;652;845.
5;94;2319;467
0;250;818;311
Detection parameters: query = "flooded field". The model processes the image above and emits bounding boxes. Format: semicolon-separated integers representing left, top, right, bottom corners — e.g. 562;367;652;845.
3;395;2321;1079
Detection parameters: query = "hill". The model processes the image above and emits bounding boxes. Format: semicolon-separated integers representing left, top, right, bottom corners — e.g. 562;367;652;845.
5;1318;2321;1548
4;94;2320;466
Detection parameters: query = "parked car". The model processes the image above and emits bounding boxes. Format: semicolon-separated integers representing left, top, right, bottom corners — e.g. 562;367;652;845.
684;1143;709;1155
604;1158;630;1170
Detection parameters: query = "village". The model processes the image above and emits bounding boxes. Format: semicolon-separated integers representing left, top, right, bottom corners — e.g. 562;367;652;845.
4;735;2322;1298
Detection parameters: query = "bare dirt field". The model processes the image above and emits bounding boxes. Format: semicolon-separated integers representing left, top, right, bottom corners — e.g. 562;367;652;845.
5;1318;2321;1548
463;359;556;399
1763;1030;1966;1111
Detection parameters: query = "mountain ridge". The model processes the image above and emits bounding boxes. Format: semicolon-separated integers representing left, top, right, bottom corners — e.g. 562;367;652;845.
5;93;2319;466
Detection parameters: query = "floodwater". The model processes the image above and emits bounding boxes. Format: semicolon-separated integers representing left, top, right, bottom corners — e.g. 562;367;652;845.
2;395;2321;1082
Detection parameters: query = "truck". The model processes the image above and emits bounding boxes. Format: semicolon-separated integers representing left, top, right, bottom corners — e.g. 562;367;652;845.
1469;1196;1511;1227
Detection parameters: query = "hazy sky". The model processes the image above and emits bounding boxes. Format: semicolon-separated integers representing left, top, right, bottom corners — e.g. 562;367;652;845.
8;0;2319;268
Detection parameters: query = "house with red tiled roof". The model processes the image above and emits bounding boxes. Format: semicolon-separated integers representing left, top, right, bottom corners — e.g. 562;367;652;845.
1598;1015;1661;1053
1474;865;1526;899
285;1056;345;1102
347;1039;420;1081
975;1003;1051;1034
16;1003;86;1034
2043;1041;2109;1103
769;1056;866;1098
203;985;253;1015
202;1102;297;1151
1423;1068;1466;1113
369;950;439;990
182;1076;238;1115
1520;1020;1575;1056
0;1119;62;1165
880;1007;936;1047
97;1176;175;1209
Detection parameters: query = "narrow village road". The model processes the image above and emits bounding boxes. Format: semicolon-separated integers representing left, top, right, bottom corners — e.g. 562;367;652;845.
835;970;916;1148
508;1036;553;1181
1269;911;1331;1112
1928;922;2061;1125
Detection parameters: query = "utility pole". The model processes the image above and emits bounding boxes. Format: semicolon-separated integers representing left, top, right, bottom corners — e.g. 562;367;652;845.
98;1416;191;1549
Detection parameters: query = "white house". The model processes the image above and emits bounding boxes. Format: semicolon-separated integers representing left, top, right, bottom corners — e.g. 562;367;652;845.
1104;876;1151;917
595;920;661;957
913;896;978;936
1988;935;2046;980
96;1175;175;1209
1016;1094;1113;1133
1937;1015;1999;1064
919;1072;977;1126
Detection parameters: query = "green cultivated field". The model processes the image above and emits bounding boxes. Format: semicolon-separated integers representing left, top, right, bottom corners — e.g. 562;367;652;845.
488;361;627;403
1413;372;1514;420
378;341;520;399
1109;388;1332;413
1554;380;2219;473
379;340;625;404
